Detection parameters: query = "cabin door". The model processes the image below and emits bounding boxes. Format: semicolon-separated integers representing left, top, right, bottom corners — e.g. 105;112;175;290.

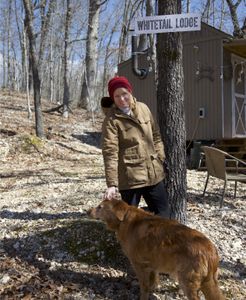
232;55;246;137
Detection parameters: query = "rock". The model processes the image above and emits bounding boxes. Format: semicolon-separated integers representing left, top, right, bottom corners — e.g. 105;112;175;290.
0;274;11;284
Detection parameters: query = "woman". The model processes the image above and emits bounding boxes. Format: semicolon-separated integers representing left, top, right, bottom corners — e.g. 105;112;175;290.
101;76;169;218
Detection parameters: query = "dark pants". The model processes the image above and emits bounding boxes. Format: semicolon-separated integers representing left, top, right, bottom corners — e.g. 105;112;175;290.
120;181;170;218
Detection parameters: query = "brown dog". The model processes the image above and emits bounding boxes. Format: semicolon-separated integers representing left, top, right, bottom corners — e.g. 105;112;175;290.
89;199;225;300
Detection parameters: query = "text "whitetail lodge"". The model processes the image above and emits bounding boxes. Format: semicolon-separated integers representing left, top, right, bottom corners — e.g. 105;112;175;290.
134;13;201;34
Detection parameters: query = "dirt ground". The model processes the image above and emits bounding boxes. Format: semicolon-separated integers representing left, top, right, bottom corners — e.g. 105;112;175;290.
0;91;245;299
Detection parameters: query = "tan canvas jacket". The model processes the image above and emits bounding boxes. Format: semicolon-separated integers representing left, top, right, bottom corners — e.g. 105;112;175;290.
101;97;165;191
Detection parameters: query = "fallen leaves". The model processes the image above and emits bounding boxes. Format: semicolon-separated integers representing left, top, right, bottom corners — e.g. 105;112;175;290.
0;92;245;299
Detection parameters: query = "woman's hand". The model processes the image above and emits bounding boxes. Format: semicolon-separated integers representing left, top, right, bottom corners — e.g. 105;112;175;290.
104;186;118;200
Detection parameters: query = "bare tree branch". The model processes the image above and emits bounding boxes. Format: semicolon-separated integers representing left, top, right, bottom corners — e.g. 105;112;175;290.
225;0;244;37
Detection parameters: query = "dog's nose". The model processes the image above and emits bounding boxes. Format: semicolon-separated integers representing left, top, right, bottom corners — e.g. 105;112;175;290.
86;208;93;216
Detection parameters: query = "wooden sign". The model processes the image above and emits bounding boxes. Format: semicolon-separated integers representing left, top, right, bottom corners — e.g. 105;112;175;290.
134;13;201;34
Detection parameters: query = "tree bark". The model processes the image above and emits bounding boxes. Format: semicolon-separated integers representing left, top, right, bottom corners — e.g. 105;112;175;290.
38;0;56;68
186;0;190;13
202;0;211;24
137;0;155;52
62;0;72;118
118;0;142;63
2;37;6;88
225;0;244;38
102;20;118;98
219;0;226;30
14;0;26;91
157;0;187;223
79;0;101;110
118;0;130;63
23;26;32;119
23;0;44;138
7;0;13;90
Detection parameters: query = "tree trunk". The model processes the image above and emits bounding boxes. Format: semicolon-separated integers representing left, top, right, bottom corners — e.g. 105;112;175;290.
62;0;72;118
225;0;244;38
23;26;32;119
38;0;56;69
202;0;211;24
80;71;90;109
102;20;118;98
23;0;44;138
79;0;101;110
186;0;190;13
146;0;156;80
14;0;26;91
7;0;13;90
118;0;142;64
137;0;155;52
157;0;187;223
49;26;54;102
32;60;44;137
219;0;226;30
2;40;6;88
2;8;7;88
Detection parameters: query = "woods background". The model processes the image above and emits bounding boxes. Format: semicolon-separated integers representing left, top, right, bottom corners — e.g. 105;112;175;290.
0;0;245;222
0;0;245;115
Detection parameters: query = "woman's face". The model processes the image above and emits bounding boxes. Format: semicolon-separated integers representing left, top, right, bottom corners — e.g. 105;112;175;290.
113;87;132;109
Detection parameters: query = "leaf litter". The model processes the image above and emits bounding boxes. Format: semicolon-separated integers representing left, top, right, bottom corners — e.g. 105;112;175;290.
0;91;245;299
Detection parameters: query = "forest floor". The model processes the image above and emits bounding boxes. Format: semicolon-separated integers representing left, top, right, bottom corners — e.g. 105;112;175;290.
0;90;245;300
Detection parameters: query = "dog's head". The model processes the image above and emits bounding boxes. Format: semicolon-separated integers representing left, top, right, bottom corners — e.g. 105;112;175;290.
89;199;129;231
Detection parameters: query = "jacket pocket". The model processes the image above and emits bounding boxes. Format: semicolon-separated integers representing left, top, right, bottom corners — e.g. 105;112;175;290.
125;162;147;184
123;149;147;184
123;145;143;159
150;154;165;179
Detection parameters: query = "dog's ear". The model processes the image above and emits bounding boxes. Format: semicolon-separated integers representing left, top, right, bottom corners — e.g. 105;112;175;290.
114;208;126;221
111;200;128;221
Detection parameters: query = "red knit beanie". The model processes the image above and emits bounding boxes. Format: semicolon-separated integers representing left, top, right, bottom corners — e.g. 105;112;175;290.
108;76;133;99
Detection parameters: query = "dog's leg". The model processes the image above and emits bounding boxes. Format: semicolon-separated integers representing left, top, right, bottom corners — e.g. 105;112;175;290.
149;270;159;290
131;264;151;300
200;274;225;300
179;284;200;300
178;273;201;300
138;277;150;300
137;273;150;300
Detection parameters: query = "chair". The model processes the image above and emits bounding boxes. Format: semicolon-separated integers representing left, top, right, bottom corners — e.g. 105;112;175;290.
201;146;246;208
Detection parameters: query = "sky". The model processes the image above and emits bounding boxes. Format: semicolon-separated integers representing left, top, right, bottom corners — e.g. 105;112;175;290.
0;0;245;87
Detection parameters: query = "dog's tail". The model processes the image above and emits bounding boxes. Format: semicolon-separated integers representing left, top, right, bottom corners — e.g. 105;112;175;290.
200;254;225;300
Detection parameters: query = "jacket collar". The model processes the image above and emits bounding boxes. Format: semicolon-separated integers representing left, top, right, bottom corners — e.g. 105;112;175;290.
101;96;138;118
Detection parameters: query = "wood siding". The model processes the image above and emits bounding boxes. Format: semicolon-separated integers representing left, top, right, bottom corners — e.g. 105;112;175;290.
223;49;233;138
118;23;237;141
183;36;223;140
